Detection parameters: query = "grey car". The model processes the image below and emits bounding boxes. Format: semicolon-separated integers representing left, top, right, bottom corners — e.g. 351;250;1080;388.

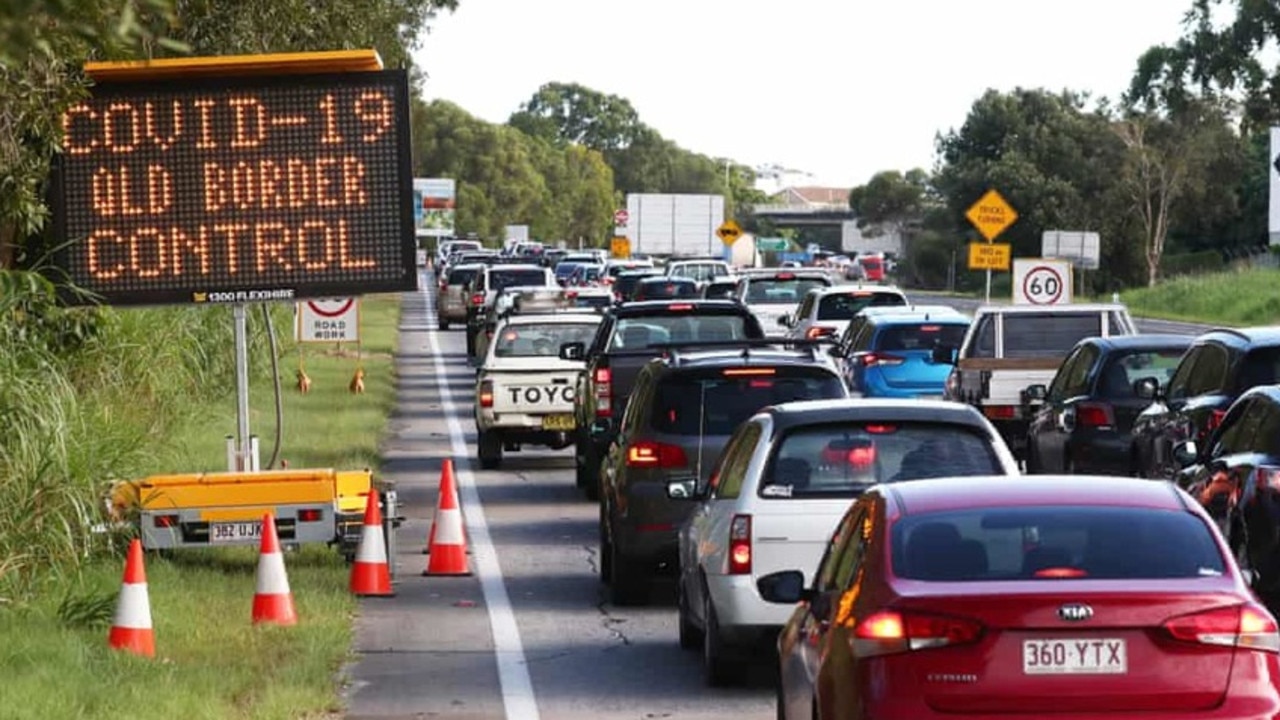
597;342;848;605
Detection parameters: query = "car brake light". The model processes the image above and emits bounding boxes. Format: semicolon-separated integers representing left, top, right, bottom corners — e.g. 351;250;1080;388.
983;405;1018;420
298;508;323;522
728;514;752;575
479;380;494;408
860;352;904;367
723;367;776;376
919;325;940;332
1075;402;1115;429
593;367;612;417
864;424;896;434
806;326;834;339
776;273;795;280
852;609;984;657
625;440;688;468
471;292;485;306
1163;603;1280;653
668;303;693;311
1209;409;1227;430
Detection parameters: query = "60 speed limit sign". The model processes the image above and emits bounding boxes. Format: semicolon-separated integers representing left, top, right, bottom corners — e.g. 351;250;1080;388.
1012;258;1073;305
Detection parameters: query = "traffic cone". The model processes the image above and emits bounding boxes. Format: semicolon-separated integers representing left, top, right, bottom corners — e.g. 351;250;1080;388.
350;491;393;596
424;460;471;576
422;459;456;553
252;514;298;626
108;538;155;657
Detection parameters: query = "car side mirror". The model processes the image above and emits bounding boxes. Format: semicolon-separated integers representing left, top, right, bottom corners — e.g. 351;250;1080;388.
777;314;791;327
931;344;956;365
1173;440;1199;467
559;342;585;361
755;570;810;604
1023;384;1048;403
665;479;699;500
1134;376;1160;401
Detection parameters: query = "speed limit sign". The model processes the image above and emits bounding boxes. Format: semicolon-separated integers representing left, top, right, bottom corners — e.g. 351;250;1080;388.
1012;258;1073;305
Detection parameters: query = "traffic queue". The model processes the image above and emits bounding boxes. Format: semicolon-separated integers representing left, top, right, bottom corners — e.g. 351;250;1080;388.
434;242;1280;718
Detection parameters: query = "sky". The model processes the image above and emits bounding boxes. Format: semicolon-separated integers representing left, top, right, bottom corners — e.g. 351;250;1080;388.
413;0;1195;189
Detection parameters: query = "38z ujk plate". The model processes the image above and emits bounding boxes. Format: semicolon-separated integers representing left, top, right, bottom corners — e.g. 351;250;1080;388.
210;521;263;544
1023;638;1127;675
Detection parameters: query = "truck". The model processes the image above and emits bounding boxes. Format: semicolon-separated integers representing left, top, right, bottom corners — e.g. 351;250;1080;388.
108;468;397;560
618;194;725;258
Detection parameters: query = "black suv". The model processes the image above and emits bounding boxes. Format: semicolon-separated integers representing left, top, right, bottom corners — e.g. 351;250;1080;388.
1131;327;1280;479
596;340;848;605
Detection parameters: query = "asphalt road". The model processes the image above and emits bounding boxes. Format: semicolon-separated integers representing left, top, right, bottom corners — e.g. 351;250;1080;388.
343;279;775;720
903;293;1215;335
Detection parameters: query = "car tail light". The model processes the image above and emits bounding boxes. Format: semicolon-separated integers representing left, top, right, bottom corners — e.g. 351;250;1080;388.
723;367;776;376
776;273;796;280
298;508;323;522
865;424;896;434
860;352;904;367
728;514;752;575
852;609;984;657
668;303;694;311
1209;409;1227;431
471;292;485;306
153;514;179;528
593;367;612;417
479;380;494;408
1163;603;1280;653
625;440;688;468
806;326;834;339
1075;402;1115;429
983;405;1018;420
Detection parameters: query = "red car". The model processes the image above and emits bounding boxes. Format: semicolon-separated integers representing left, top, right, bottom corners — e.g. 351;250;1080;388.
759;475;1280;719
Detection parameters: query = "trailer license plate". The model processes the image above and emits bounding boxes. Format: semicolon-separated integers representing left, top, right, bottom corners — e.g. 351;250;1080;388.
1022;638;1126;675
210;521;262;543
542;414;575;431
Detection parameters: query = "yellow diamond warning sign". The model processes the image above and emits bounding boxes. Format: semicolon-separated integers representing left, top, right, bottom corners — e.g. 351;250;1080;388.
965;189;1018;242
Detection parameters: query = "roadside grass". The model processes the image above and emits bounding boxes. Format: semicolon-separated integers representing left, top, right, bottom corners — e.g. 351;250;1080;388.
3;292;401;720
1121;269;1280;326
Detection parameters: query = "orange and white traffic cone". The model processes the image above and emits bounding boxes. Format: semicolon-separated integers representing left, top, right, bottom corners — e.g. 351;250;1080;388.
252;514;298;626
422;459;457;554
424;460;471;576
350;491;393;596
108;538;155;657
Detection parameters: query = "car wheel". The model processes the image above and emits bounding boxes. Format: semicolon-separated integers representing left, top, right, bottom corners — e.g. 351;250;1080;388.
582;445;601;502
677;578;702;650
598;502;613;583
703;592;741;686
477;430;502;470
609;537;648;606
575;436;591;490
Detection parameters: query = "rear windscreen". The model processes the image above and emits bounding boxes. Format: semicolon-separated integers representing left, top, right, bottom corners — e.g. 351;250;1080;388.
1100;349;1185;398
1237;346;1280;391
1003;313;1104;359
491;269;549;291
704;283;737;300
609;315;752;349
745;278;830;304
817;292;907;320
892;506;1225;582
447;268;479;285
613;273;659;295
493;322;599;358
650;371;845;435
759;423;1003;499
635;281;698;299
875;323;969;351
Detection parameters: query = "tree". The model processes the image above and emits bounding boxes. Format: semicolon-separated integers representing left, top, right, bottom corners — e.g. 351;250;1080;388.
848;169;931;238
509;81;644;151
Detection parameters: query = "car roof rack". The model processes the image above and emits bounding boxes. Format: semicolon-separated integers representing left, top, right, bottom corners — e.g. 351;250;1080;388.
648;337;836;365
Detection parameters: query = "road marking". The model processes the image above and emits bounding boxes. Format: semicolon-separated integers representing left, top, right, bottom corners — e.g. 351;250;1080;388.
421;275;540;720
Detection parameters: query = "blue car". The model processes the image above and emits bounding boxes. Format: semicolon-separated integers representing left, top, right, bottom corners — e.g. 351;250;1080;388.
840;309;970;398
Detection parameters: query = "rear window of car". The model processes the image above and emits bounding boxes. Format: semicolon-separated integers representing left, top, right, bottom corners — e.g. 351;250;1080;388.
1098;349;1185;398
447;268;479;285
745;277;830;304
704;282;737;300
636;280;698;299
609;315;752;349
670;264;726;282
613;272;659;295
874;322;968;351
759;422;1004;499
493;322;599;358
817;292;907;320
1237;346;1280;391
650;369;845;435
491;269;549;291
891;506;1225;582
1003;313;1105;359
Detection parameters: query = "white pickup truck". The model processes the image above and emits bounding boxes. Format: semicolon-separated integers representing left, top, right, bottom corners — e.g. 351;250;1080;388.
938;303;1137;460
474;312;603;469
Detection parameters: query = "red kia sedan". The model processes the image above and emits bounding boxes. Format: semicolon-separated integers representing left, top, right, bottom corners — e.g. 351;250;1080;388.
758;475;1280;719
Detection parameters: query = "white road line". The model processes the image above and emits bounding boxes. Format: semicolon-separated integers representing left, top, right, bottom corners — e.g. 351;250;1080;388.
420;276;541;720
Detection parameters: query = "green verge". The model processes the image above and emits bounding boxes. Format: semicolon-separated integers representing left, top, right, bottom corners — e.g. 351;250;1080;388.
1;292;401;720
1121;269;1280;326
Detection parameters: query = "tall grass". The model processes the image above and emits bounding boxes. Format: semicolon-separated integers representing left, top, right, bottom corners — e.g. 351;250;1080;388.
1121;268;1280;326
0;270;297;602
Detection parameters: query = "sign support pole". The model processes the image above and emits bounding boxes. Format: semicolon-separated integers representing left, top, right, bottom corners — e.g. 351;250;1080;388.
231;303;257;472
985;268;992;303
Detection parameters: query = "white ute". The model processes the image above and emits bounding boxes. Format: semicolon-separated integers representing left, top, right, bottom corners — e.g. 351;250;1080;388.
474;312;603;469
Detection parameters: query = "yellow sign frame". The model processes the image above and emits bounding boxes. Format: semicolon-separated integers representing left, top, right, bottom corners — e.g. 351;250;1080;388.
964;189;1019;242
717;220;743;246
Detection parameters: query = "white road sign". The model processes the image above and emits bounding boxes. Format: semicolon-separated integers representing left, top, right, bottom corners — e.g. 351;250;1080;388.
297;298;360;343
1012;258;1073;306
1270;127;1280;244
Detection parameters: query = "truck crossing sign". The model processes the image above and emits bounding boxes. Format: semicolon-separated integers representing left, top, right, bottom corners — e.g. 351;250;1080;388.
965;189;1018;242
716;220;743;246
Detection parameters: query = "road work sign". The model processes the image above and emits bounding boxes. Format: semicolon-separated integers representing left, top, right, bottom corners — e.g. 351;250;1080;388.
297;297;360;342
